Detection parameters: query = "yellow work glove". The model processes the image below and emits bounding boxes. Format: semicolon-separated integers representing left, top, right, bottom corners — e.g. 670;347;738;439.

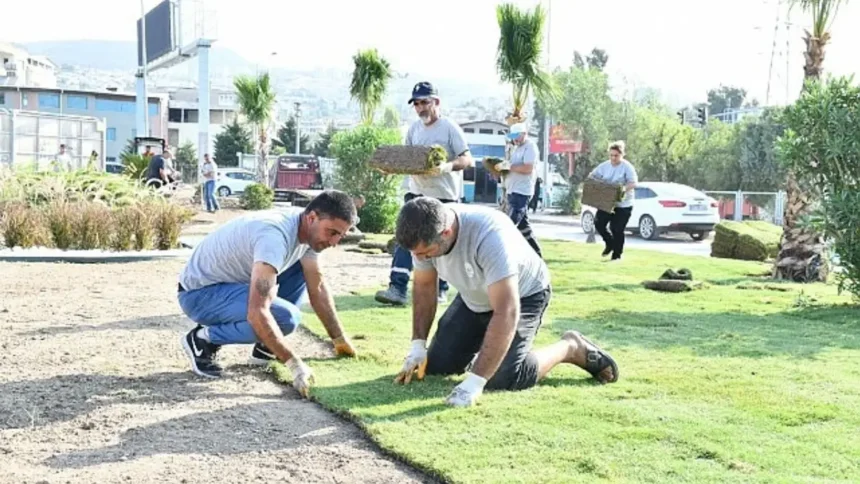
394;339;428;384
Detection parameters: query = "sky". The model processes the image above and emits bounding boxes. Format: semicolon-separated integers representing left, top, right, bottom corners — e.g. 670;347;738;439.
5;0;860;107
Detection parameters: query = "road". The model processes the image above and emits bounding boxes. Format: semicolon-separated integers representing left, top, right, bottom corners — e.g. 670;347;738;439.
530;221;714;258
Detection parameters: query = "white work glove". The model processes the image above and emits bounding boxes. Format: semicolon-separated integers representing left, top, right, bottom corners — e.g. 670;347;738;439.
445;372;487;408
286;357;315;398
435;162;455;174
394;339;428;384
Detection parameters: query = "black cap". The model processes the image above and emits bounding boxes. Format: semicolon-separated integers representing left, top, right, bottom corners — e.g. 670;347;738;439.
408;81;438;104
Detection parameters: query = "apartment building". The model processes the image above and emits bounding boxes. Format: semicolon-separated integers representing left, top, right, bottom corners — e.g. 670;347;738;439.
0;85;167;163
166;87;241;155
0;42;57;88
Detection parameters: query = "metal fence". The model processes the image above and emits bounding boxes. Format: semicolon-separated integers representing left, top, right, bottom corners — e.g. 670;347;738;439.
0;109;107;171
704;190;786;226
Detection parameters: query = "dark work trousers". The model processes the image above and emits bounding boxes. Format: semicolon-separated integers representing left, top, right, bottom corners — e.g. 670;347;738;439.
594;206;633;260
425;287;551;391
507;192;542;258
389;192;456;296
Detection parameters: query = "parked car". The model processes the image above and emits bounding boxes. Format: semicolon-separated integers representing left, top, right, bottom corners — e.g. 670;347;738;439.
580;181;720;241
215;168;257;197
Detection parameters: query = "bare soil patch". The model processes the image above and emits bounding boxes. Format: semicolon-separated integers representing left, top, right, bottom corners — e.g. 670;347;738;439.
0;230;427;483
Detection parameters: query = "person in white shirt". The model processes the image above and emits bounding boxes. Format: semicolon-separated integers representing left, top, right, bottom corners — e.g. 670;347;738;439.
200;154;220;213
499;123;542;257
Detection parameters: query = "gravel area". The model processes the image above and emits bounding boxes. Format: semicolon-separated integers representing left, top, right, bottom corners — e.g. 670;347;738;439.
0;207;433;484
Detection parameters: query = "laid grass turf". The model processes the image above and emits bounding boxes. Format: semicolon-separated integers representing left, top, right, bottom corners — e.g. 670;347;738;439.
292;239;860;483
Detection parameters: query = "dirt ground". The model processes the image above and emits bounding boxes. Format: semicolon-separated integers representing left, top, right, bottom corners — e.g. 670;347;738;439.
0;207;435;484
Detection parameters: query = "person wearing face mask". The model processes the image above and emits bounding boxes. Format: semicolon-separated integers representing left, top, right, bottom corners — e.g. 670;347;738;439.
587;141;638;261
497;123;542;257
391;197;619;407
375;81;474;307
175;190;359;397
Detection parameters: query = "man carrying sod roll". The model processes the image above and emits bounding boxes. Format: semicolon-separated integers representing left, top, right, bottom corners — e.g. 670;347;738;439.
375;81;474;307
392;197;619;407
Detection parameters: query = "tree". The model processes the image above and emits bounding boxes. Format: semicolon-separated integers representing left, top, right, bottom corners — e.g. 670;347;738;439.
626;105;695;183
382;106;400;129
776;76;860;289
738;108;786;192
213;119;253;167
174;141;197;181
573;48;609;71
684;120;742;191
274;116;311;154
313;122;339;158
329;125;403;233
234;73;277;185
349;49;393;125
774;0;848;283
707;85;748;115
495;2;557;124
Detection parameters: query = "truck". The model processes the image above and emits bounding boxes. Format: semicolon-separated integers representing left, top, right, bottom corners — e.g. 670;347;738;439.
271;154;325;205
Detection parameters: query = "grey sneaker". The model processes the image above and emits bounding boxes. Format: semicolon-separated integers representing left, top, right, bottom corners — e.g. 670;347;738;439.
375;286;408;306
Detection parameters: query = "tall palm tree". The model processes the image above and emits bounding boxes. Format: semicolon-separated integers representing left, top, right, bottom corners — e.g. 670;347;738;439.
234;73;277;186
349;49;392;125
774;0;847;282
495;3;557;125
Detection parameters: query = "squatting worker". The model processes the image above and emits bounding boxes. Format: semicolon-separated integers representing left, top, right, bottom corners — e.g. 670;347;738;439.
176;190;359;398
392;197;619;407
588;141;638;261
498;122;542;257
375;81;474;307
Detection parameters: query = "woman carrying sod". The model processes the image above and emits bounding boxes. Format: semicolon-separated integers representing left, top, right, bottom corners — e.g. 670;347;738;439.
587;141;638;261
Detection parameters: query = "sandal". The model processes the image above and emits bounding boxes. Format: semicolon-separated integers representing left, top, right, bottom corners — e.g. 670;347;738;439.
575;331;619;384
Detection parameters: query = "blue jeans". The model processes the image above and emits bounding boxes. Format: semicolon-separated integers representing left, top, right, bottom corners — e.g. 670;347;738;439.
203;180;220;212
507;192;542;257
389;193;451;296
177;261;307;345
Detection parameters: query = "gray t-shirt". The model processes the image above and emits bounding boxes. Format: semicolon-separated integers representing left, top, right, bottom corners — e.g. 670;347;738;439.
413;204;550;313
589;160;639;208
179;208;317;291
506;139;539;196
406;117;470;201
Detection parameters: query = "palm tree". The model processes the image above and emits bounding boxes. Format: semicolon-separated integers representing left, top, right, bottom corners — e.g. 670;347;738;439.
349;49;393;125
233;73;277;186
774;0;847;282
495;3;557;125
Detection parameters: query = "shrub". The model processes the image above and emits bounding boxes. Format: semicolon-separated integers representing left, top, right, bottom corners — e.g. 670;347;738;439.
330;124;403;233
241;183;274;210
76;201;114;250
0;201;45;249
154;201;195;249
44;200;78;250
711;220;781;262
111;206;138;251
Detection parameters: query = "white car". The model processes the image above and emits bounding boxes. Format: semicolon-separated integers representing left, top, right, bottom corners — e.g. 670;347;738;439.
580;181;720;241
215;168;257;197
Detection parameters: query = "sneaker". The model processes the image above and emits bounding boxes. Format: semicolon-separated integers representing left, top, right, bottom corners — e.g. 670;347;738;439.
181;326;223;378
601;247;612;257
248;343;276;366
375;286;408;306
437;291;448;305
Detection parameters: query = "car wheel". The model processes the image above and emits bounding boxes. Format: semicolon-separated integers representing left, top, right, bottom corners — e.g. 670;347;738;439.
217;186;231;197
639;215;658;240
690;230;710;241
581;211;595;234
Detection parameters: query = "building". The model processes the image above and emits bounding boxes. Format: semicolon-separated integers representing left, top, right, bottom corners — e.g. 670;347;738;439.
166;87;240;155
0;108;107;170
0;85;167;164
0;42;58;88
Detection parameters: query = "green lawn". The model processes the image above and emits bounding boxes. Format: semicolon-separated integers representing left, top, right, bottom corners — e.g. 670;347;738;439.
297;239;860;484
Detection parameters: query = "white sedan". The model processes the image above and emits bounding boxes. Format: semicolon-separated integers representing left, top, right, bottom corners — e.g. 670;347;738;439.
580;181;720;241
215;168;257;197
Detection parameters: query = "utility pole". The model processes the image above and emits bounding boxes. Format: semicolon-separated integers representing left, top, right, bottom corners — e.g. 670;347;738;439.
294;102;301;154
542;0;552;207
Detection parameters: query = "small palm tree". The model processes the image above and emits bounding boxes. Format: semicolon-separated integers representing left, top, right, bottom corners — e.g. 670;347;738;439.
234;73;277;186
774;0;847;282
349;49;393;125
495;3;557;125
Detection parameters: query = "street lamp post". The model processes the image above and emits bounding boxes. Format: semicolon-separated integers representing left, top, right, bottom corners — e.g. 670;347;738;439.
294;102;301;154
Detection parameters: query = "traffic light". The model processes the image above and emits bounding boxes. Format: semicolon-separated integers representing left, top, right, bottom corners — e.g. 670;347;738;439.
696;106;709;125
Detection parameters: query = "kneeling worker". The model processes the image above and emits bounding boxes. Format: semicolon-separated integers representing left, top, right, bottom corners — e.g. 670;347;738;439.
393;197;619;407
176;190;359;398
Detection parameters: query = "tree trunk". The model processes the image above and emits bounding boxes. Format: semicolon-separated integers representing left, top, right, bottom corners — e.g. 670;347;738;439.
772;171;829;282
256;129;269;187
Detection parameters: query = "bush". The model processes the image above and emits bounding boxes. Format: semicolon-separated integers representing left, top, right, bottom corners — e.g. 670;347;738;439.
711;220;781;261
330;124;403;233
154;201;195;249
0;201;45;249
241;183;274;210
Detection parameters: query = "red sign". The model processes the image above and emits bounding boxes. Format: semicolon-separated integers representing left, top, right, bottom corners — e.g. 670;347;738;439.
549;124;583;154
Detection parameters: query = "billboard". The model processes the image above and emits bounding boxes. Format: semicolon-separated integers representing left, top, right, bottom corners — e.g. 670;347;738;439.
549;124;583;154
137;0;176;66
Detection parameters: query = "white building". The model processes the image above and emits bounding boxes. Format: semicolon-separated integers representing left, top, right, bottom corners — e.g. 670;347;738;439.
166;87;240;155
0;42;58;88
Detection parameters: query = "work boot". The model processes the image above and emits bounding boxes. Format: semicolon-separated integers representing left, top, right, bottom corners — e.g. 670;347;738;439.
375;286;408;306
